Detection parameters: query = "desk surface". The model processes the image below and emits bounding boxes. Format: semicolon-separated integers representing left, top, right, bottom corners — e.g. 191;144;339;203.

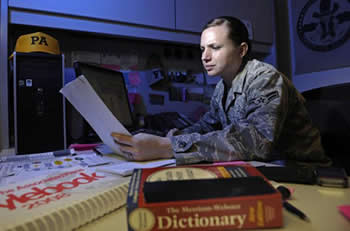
79;180;350;231
1;150;349;231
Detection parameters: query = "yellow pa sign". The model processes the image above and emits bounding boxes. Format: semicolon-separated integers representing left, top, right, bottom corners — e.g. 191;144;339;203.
30;35;49;46
10;32;60;58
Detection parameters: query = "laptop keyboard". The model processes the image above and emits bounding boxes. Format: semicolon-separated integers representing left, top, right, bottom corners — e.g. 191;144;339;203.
131;128;166;137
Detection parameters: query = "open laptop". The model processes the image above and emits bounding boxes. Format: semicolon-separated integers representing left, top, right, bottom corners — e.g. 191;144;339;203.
73;62;165;136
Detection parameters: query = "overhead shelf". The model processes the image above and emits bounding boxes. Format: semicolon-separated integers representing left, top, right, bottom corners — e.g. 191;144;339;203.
8;0;274;53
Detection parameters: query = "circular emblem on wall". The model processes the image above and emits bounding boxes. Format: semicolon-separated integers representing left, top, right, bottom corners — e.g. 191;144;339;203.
297;0;350;51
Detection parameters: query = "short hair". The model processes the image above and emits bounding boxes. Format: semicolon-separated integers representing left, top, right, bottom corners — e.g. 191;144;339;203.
202;16;251;62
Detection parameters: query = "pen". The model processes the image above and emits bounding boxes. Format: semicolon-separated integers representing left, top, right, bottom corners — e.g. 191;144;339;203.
53;148;75;157
3;173;15;177
88;162;110;167
93;147;103;156
283;201;310;222
277;185;311;222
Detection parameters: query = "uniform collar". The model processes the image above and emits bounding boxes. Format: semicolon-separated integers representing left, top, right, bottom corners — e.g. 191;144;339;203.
232;63;248;92
221;61;249;111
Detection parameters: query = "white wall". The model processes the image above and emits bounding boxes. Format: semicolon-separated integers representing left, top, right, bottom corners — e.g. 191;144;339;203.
293;67;350;92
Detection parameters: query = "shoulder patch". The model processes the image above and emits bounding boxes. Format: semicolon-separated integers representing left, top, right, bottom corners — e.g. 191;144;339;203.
249;91;279;105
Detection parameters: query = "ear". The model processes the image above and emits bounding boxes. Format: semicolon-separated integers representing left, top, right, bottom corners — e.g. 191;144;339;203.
239;42;248;58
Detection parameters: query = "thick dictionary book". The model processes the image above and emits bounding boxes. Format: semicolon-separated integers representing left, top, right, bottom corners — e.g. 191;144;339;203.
127;164;283;231
0;167;129;231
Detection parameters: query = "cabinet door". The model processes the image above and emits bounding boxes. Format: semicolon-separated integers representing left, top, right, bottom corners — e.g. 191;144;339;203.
175;0;273;44
9;0;175;29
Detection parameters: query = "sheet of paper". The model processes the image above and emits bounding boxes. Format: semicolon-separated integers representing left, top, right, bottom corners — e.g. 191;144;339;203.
60;75;131;158
96;159;176;176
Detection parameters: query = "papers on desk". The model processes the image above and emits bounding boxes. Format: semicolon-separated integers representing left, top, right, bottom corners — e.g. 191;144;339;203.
60;75;130;159
84;144;176;176
97;159;176;176
0;151;110;180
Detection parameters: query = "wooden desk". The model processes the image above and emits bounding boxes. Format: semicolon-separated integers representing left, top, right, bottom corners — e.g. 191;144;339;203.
79;180;350;231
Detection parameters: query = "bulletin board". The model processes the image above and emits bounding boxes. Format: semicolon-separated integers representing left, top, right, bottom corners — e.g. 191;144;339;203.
291;0;350;74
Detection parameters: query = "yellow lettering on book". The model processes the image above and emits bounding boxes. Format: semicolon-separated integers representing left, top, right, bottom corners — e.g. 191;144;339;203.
181;206;212;213
217;166;231;178
167;207;180;213
128;208;156;231
249;207;256;223
257;201;265;227
213;203;241;210
157;213;247;229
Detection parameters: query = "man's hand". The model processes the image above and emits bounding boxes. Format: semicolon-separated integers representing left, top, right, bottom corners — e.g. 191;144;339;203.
111;132;174;161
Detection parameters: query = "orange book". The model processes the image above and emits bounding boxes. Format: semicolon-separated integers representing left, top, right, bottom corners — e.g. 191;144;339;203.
127;164;283;230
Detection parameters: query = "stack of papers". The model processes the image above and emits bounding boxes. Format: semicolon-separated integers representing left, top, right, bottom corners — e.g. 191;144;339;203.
97;159;175;176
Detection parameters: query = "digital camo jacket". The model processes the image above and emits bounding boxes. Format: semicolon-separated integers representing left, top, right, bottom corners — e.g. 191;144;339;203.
170;59;330;165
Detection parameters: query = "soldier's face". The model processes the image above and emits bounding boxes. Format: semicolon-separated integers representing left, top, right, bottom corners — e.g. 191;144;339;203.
200;24;244;80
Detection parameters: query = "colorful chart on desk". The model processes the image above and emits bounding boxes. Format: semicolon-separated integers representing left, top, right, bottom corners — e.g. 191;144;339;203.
0;154;109;177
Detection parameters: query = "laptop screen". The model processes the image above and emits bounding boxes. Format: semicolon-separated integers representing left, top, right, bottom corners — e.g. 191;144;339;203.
73;62;134;128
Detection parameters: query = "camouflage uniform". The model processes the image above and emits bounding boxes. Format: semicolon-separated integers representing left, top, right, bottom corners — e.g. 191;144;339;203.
170;59;330;165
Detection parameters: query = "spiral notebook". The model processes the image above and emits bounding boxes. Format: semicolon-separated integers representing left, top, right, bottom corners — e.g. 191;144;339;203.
0;167;129;231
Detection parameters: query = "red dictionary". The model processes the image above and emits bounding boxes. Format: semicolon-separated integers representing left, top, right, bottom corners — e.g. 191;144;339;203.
126;164;283;231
